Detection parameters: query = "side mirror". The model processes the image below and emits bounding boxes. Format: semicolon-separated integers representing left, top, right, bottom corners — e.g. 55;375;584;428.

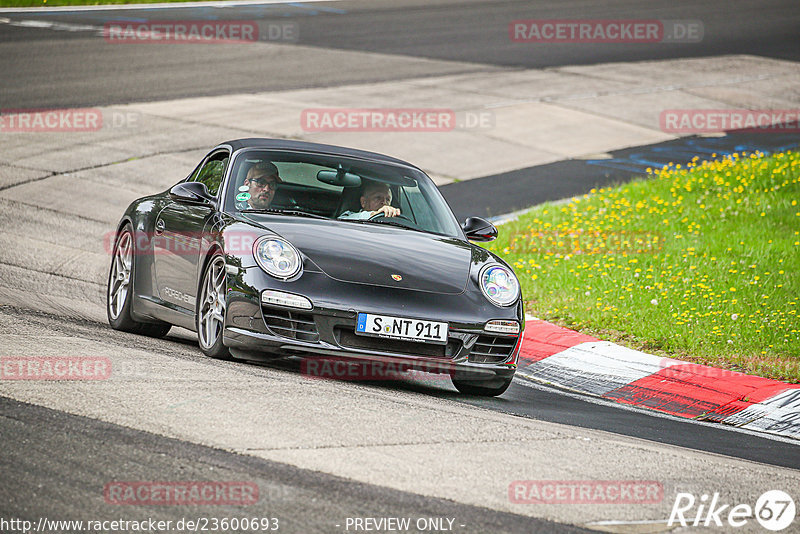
169;182;215;205
462;217;497;242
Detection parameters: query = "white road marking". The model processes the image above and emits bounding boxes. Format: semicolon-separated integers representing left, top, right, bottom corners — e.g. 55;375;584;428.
12;19;51;27
1;18;104;32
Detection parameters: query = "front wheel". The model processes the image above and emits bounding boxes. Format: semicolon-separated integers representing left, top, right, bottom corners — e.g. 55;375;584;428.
107;224;171;338
197;253;231;360
451;376;513;397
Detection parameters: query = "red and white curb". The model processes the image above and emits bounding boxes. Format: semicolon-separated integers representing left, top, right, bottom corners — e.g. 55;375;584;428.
516;316;800;440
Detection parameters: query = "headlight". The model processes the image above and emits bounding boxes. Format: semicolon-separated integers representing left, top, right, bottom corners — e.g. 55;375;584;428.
479;264;520;307
253;236;302;279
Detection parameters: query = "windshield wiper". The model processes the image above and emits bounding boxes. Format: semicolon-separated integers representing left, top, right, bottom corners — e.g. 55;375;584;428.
241;209;329;220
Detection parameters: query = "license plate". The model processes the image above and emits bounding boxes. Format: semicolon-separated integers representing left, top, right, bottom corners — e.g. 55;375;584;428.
356;313;448;345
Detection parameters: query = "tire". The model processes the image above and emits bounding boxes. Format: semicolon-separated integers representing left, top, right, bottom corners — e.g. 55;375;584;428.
451;376;513;397
196;252;231;360
107;224;171;338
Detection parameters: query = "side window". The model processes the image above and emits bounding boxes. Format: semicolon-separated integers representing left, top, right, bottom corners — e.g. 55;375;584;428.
192;152;229;196
404;186;443;234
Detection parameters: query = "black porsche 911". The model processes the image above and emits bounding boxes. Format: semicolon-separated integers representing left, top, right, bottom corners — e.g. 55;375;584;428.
107;138;524;396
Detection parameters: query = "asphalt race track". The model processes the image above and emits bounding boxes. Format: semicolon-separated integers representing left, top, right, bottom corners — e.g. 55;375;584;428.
1;0;799;108
1;1;799;532
1;396;584;534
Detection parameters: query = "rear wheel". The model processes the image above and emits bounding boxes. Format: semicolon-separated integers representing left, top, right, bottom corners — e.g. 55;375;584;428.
197;253;231;360
107;224;171;338
451;376;513;397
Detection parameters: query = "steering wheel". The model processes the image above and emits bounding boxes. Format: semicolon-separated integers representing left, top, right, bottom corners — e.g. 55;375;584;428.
368;212;420;230
368;211;413;223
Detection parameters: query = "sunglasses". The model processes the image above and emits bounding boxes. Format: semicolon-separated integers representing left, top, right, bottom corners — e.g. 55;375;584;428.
247;176;279;190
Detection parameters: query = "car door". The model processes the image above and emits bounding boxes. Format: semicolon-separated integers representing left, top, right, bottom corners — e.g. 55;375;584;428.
153;149;229;311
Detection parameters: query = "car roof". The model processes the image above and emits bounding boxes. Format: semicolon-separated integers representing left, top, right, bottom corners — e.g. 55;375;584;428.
221;138;420;170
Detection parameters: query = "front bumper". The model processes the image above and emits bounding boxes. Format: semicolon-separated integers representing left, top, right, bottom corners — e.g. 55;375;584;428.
222;264;523;384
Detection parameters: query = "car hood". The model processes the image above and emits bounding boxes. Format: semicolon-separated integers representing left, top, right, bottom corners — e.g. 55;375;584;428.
244;216;473;294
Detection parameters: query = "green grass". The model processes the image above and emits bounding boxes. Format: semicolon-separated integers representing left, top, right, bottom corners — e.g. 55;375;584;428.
485;151;800;382
1;0;220;6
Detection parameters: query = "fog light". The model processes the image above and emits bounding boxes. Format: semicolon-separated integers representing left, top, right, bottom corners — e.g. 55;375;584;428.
485;320;520;334
261;290;312;310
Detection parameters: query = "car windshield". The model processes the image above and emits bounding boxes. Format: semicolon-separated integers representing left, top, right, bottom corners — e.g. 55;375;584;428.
225;149;464;238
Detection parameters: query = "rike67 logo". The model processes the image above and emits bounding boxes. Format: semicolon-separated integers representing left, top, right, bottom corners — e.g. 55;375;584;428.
669;490;796;531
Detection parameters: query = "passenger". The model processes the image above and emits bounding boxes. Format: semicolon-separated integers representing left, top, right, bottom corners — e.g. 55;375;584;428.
339;181;401;220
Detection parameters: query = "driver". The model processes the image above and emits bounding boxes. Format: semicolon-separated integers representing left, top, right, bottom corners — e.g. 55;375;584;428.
242;162;281;209
339;181;401;220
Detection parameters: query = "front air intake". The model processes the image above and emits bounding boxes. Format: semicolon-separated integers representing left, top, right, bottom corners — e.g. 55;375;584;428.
469;335;518;364
261;304;319;342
